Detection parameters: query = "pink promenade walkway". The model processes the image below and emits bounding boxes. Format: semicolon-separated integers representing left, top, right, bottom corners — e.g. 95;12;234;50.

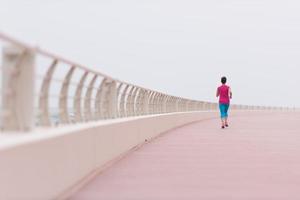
72;111;300;200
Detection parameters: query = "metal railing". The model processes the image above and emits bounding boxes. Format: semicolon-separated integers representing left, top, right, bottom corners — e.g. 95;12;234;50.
0;32;286;132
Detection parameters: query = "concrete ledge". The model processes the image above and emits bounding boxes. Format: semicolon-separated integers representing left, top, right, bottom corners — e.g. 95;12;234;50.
0;111;217;200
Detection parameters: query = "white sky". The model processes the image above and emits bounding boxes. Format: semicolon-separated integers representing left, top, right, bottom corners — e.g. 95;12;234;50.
1;0;300;107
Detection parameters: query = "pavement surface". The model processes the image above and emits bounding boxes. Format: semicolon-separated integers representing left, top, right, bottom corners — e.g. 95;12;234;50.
72;111;300;200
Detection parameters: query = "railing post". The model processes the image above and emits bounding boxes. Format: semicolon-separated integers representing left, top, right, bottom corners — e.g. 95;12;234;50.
149;92;157;114
98;78;117;119
119;85;129;117
162;95;168;113
135;88;142;116
131;87;139;116
59;66;75;124
153;93;159;114
74;71;88;122
1;46;35;131
39;60;58;126
142;90;149;115
116;83;124;117
84;74;97;121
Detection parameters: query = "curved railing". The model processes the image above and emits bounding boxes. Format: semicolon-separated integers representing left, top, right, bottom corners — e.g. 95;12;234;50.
0;32;286;131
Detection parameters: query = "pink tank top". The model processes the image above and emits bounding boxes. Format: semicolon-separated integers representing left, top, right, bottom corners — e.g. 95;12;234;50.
218;85;230;104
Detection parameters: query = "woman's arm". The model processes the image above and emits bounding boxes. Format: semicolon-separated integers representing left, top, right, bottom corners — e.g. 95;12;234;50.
216;88;219;97
229;87;232;99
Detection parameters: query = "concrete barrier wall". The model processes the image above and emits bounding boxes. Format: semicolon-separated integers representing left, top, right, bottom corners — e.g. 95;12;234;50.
0;111;217;200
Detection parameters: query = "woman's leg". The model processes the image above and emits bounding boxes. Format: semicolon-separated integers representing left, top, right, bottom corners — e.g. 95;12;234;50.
224;104;230;126
219;104;226;128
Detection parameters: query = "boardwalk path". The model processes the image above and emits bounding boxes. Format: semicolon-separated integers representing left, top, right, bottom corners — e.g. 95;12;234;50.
72;111;300;200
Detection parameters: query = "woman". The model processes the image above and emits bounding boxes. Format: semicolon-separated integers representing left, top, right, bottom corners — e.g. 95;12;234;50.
216;76;232;129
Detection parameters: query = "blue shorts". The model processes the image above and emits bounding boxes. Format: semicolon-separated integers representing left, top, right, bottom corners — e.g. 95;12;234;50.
219;103;230;119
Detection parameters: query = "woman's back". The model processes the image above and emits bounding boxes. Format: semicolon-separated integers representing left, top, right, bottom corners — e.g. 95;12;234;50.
218;84;230;104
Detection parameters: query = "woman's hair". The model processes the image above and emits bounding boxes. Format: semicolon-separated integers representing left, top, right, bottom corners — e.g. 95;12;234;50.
221;76;227;84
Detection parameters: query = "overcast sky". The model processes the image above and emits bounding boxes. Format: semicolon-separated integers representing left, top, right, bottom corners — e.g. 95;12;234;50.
0;0;300;107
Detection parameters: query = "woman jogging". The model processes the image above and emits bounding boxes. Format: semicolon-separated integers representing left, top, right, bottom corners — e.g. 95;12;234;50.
216;76;232;129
